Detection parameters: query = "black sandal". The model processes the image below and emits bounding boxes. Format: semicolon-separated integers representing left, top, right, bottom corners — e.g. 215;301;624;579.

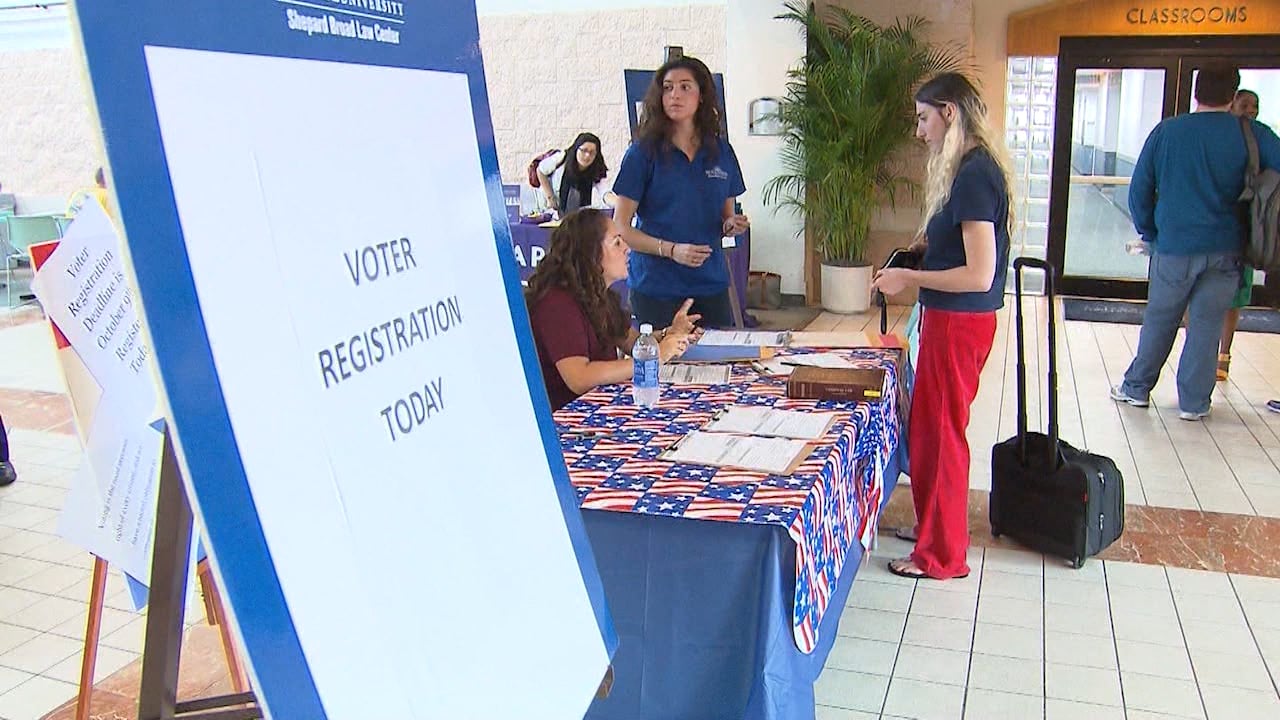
887;557;969;580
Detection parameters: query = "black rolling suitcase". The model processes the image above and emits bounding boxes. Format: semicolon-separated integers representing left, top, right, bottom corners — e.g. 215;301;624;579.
990;257;1124;568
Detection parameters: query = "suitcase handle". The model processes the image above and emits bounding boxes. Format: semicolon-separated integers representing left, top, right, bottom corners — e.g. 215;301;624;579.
1012;256;1059;468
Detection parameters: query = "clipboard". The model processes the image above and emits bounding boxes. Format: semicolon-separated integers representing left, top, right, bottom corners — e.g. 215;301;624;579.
658;431;812;475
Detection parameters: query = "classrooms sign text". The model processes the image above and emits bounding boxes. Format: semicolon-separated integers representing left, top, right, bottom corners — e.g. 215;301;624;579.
1126;5;1249;24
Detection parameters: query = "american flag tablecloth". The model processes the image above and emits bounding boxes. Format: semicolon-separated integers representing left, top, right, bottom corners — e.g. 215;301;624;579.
554;347;904;653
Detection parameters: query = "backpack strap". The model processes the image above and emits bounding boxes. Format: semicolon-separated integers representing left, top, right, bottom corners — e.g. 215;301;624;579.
1241;116;1261;179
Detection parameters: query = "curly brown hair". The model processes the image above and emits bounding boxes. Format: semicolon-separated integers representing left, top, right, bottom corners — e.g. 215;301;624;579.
636;55;722;161
526;209;629;347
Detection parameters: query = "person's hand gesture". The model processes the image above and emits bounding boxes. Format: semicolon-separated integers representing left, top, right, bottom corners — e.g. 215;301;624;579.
669;298;702;336
722;214;750;237
672;243;712;268
871;268;913;297
659;332;691;363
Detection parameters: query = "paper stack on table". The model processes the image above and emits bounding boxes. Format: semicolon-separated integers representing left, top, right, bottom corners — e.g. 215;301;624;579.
660;406;835;474
661;363;733;385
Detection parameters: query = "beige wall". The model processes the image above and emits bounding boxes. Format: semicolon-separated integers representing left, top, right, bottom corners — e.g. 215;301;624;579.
478;5;726;188
0;48;100;198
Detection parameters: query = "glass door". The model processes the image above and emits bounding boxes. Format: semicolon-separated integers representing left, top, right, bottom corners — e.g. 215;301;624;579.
1048;36;1280;302
1047;43;1177;299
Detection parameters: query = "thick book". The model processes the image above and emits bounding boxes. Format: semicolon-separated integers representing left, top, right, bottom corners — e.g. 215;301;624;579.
786;366;887;402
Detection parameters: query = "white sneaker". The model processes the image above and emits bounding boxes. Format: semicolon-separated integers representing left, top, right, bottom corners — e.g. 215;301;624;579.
1109;385;1149;407
1178;409;1210;421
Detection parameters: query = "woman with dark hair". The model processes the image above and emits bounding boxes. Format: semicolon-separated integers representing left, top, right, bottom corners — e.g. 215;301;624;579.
612;55;750;329
527;208;697;410
537;132;612;214
871;72;1013;580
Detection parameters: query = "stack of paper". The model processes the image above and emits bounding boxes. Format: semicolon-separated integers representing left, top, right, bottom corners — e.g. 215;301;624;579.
698;329;791;346
661;432;809;476
704;406;835;440
781;353;857;369
661;364;732;385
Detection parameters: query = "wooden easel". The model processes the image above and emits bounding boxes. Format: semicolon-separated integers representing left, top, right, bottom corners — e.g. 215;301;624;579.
134;432;261;720
72;429;252;720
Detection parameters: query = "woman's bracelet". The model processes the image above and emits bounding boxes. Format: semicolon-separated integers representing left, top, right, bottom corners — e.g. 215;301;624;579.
658;240;667;258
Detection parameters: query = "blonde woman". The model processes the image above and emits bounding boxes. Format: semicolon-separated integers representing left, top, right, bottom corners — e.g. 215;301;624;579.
871;73;1013;580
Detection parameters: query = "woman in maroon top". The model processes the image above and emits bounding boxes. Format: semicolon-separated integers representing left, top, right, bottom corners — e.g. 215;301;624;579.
527;208;698;410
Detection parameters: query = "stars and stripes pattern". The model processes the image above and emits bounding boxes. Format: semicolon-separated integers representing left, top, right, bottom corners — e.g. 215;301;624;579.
555;348;903;654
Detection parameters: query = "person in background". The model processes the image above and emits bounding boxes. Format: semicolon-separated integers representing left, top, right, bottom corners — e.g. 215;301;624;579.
1218;89;1262;381
0;412;15;487
1112;65;1280;420
613;55;750;329
536;133;613;214
526;208;697;410
870;72;1012;581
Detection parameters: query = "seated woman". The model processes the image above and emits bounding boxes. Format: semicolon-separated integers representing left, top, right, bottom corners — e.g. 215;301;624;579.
527;208;698;410
536;132;614;214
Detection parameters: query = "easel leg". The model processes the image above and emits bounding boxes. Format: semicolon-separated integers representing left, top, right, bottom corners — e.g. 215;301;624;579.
137;434;193;720
74;556;109;720
197;559;250;694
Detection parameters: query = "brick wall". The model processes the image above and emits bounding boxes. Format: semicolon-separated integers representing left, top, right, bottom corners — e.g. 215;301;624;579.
478;4;726;188
0;48;101;197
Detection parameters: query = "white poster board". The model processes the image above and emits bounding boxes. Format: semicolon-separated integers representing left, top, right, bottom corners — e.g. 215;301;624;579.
70;2;615;718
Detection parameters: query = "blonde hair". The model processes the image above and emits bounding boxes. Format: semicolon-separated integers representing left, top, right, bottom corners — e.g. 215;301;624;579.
916;74;1017;240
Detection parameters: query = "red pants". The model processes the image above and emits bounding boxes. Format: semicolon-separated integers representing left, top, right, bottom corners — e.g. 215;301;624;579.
909;308;997;578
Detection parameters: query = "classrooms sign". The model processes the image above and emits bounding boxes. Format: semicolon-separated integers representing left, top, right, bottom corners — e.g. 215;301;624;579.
1125;5;1249;24
69;1;614;718
1008;0;1278;56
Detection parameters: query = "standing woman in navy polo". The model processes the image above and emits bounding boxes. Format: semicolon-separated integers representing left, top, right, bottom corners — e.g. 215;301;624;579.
871;73;1013;581
612;56;750;329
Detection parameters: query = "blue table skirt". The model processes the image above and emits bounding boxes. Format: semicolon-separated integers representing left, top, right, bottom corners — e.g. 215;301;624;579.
583;450;903;720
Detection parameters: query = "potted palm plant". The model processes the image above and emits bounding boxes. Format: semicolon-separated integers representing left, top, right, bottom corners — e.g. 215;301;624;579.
764;1;964;313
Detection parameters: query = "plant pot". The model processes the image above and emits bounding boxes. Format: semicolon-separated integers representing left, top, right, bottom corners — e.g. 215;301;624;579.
820;263;873;314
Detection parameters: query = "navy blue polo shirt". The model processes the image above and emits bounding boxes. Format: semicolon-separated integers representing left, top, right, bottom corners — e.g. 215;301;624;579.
920;147;1010;313
613;137;746;298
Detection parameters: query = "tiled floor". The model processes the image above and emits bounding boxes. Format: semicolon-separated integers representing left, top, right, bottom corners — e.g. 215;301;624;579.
818;535;1280;720
6;300;1280;719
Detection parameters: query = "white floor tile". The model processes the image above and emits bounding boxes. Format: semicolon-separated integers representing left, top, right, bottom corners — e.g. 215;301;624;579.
910;587;978;621
1112;610;1187;647
824;637;899;677
1044;577;1110;609
1105;560;1170;590
980;569;1044;601
0;587;44;618
42;645;137;685
837;606;906;643
1233;573;1280;604
1180;619;1259;656
1120;673;1206;718
5;596;87;633
815;706;878;720
1045;699;1126;720
814;669;889;714
964;688;1046;720
1045;663;1124;707
901;614;974;653
982;547;1045;576
1199;683;1280;720
0;665;32;695
892;644;970;687
0;632;81;675
1110;584;1178;618
0;675;77;720
1188;649;1275;692
977;594;1044;629
1115;640;1195;680
968;652;1044;697
1044;601;1114;639
846;580;915;614
972;621;1043;660
882;676;966;720
1046;630;1118;670
1238;598;1280;631
1166;567;1236;598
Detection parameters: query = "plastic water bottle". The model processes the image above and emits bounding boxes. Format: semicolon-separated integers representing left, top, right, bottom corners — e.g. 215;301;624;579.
632;323;661;408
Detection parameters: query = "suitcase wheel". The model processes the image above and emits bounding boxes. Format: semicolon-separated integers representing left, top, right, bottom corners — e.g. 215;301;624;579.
1072;556;1084;569
991;525;1002;539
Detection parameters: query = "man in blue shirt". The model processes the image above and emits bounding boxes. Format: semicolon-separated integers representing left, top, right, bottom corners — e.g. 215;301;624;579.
1111;64;1280;420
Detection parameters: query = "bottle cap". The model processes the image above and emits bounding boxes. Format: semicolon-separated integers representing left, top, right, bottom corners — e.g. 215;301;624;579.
639;323;654;335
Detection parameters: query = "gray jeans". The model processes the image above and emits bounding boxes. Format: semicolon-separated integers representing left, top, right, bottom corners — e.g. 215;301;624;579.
1120;252;1241;414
